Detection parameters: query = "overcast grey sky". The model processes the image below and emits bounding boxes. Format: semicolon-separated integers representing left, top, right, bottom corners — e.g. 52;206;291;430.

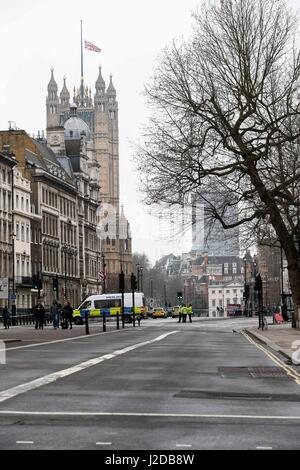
0;0;299;265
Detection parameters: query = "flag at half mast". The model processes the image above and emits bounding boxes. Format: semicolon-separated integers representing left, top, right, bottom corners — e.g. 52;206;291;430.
85;40;101;52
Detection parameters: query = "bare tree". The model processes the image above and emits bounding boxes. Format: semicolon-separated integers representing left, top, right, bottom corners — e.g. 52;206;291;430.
136;0;300;329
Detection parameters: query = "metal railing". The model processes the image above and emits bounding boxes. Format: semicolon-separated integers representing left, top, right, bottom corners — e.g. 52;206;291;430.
0;308;52;326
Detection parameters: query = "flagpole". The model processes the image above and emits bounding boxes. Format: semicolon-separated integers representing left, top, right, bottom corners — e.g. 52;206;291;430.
80;19;84;105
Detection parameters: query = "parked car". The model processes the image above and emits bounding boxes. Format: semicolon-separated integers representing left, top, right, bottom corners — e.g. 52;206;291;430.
171;306;180;318
152;307;167;319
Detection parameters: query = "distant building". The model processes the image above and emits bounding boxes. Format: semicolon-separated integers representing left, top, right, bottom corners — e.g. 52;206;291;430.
13;169;34;309
45;68;132;286
208;281;244;317
257;241;283;310
0;149;16;309
192;193;240;256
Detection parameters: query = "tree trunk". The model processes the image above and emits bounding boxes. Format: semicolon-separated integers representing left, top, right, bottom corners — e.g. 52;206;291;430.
286;261;300;330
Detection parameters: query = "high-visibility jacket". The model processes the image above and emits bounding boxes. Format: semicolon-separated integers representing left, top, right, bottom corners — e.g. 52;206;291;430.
182;306;188;315
187;306;193;315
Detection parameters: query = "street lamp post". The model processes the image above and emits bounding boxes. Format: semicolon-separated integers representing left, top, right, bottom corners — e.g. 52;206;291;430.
101;253;106;294
140;266;143;292
62;245;74;302
136;264;143;292
136;263;140;291
243;255;248;318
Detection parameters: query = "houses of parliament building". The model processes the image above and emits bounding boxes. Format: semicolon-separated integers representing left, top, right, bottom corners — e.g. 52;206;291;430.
0;67;133;310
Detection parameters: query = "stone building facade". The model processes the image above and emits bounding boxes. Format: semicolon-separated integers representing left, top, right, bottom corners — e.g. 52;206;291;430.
0;66;132;309
0;149;15;309
13;168;34;309
45;68;132;290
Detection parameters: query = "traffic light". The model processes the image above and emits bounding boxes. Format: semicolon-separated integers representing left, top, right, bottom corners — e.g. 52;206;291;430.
243;284;250;301
131;274;138;291
52;276;59;292
177;292;183;302
119;272;125;290
254;274;263;292
32;274;42;291
32;274;39;290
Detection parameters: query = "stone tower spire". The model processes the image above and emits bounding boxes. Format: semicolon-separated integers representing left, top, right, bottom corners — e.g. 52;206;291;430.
46;68;60;128
107;74;116;99
94;66;106;111
107;74;118;118
60;76;70;113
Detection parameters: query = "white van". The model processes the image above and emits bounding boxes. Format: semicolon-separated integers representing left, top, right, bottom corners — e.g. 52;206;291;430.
72;292;146;325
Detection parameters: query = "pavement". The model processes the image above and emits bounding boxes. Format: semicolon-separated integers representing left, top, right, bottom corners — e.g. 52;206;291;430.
245;322;300;363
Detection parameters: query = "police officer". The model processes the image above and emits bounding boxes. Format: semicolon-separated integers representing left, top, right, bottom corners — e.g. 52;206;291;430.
187;304;193;323
182;304;188;323
178;303;184;323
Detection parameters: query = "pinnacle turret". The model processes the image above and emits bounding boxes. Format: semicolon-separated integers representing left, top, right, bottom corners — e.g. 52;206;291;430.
107;74;116;97
47;68;58;94
60;77;70;99
95;66;106;95
60;77;70;110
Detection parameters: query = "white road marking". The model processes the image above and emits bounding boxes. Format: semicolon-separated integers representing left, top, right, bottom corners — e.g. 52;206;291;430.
176;444;192;448
1;411;300;420
256;447;273;450
0;328;126;353
16;441;34;445
0;331;177;404
96;442;112;446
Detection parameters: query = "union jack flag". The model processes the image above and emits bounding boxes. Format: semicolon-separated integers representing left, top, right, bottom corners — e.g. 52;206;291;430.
85;40;101;53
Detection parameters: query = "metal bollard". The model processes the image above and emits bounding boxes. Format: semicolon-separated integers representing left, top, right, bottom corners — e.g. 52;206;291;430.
116;311;120;330
137;316;141;327
103;312;106;332
85;311;89;335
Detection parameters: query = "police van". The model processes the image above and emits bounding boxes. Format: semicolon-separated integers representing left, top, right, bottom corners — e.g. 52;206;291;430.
72;292;146;325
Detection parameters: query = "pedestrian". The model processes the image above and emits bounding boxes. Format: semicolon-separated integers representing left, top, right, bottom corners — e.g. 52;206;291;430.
62;301;73;329
50;300;60;329
178;303;184;323
281;302;288;322
34;301;46;330
182;304;188;323
187;304;193;323
3;305;11;329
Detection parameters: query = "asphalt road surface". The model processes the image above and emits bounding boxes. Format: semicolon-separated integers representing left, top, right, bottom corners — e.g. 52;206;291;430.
0;317;299;450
